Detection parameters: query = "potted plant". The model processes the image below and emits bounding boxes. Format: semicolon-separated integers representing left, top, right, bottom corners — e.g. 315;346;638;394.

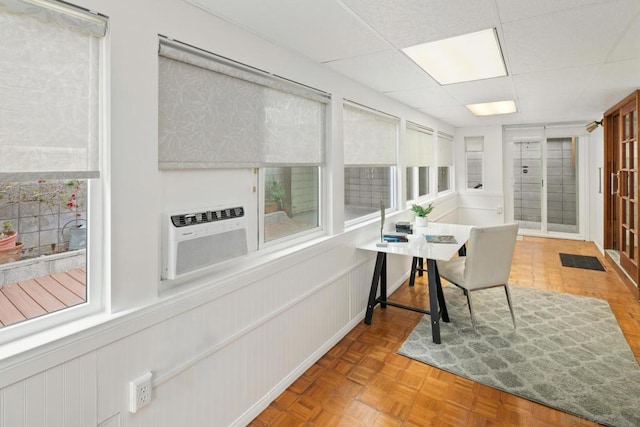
0;220;23;264
411;203;433;227
0;220;17;250
265;180;285;214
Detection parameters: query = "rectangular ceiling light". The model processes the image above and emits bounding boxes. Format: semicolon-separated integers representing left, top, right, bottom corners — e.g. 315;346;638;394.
466;100;517;116
402;28;507;85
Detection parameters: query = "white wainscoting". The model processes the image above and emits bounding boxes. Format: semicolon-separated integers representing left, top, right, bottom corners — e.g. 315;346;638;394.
457;191;505;226
0;223;412;427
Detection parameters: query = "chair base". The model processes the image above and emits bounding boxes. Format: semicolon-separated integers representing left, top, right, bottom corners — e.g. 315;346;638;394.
462;284;517;333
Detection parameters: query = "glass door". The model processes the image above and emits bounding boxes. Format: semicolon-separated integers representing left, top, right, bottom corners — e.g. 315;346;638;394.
508;128;581;237
513;140;543;231
618;101;638;278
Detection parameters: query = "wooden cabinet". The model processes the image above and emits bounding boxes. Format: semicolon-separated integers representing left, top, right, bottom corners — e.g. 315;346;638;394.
604;90;640;300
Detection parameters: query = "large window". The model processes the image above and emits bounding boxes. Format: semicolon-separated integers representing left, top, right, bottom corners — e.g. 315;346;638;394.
343;102;398;222
437;132;454;193
0;1;106;334
406;123;434;202
158;38;328;248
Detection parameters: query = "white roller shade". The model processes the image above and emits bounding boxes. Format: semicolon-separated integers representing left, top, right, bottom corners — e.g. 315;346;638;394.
0;0;106;181
406;122;434;167
465;136;484;152
437;132;454;166
158;38;329;169
343;102;398;166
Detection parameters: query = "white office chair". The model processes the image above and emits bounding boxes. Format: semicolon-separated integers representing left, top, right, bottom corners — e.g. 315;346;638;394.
436;223;519;332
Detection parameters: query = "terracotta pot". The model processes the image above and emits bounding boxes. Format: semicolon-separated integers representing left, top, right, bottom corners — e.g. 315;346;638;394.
0;241;23;264
0;231;17;250
265;201;279;214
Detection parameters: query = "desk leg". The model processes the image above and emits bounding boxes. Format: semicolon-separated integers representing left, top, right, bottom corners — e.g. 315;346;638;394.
380;253;387;307
427;258;443;344
433;261;449;323
409;257;418;287
364;252;386;325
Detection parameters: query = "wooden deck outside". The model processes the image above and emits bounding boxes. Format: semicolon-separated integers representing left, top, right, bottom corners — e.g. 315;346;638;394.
0;268;86;328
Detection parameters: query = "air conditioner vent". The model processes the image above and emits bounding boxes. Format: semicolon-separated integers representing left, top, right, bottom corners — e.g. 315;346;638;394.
170;206;244;228
163;205;248;280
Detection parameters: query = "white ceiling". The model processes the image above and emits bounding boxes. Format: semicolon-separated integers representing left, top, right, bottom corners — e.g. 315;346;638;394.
187;0;640;128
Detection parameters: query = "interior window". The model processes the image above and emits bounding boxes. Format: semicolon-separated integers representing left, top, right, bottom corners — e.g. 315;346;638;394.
465;136;484;190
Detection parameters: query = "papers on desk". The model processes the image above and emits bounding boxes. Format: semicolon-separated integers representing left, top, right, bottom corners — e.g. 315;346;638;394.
425;234;457;244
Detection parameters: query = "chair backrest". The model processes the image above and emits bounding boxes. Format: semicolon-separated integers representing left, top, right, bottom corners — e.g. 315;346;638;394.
463;223;519;289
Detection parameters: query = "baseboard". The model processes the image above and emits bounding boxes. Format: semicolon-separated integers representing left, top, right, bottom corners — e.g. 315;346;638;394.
605;252;640;302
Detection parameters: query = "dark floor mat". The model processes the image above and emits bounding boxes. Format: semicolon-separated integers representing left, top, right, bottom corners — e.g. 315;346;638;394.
559;253;605;271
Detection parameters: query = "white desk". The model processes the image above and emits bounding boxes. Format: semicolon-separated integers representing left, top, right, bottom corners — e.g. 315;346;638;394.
359;223;472;344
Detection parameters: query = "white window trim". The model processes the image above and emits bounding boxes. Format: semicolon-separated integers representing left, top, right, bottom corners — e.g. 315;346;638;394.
0;2;108;346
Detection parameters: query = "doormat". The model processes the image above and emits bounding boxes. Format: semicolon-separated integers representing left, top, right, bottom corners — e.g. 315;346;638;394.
559;253;605;271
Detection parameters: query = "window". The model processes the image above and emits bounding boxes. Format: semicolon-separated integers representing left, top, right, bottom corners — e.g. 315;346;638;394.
263;167;319;243
343;102;398;222
465;136;484;189
406;123;434;202
158;38;328;247
0;0;106;335
437;132;454;193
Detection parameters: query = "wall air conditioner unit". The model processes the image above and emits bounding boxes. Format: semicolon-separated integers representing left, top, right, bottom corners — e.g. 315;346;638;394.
162;205;248;280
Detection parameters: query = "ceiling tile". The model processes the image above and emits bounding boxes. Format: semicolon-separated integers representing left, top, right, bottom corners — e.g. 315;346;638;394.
387;86;462;112
187;0;389;62
577;59;640;113
324;49;438;92
502;1;635;74
444;77;516;105
513;65;600;115
607;13;640;62
425;105;485;127
495;0;610;23
341;0;499;48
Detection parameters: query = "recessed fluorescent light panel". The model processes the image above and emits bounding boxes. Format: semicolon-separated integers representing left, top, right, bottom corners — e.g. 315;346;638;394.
466;100;517;116
402;28;507;85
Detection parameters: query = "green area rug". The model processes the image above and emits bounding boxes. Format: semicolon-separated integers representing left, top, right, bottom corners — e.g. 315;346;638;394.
398;286;640;426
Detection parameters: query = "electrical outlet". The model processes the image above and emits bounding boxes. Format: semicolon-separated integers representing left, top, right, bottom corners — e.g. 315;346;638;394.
129;371;153;413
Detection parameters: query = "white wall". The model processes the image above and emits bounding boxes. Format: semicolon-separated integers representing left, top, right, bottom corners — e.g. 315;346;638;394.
455;124;604;247
0;1;455;426
589;126;605;251
454;126;506;226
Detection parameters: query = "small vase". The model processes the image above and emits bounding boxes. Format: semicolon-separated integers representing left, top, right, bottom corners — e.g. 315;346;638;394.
415;216;429;227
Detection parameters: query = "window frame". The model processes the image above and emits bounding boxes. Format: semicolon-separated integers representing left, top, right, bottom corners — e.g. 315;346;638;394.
259;166;324;249
465;136;485;191
437;132;454;195
343;102;399;226
0;0;107;345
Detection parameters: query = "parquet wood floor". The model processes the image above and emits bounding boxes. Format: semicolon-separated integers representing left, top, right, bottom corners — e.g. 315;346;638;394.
249;237;640;426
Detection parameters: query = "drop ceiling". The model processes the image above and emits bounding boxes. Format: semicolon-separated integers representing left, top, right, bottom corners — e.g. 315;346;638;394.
185;0;640;128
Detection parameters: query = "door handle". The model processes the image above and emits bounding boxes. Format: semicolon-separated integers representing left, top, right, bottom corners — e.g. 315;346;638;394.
612;172;619;196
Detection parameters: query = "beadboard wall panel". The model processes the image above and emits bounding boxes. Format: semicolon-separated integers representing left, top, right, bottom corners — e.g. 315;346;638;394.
1;353;97;427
